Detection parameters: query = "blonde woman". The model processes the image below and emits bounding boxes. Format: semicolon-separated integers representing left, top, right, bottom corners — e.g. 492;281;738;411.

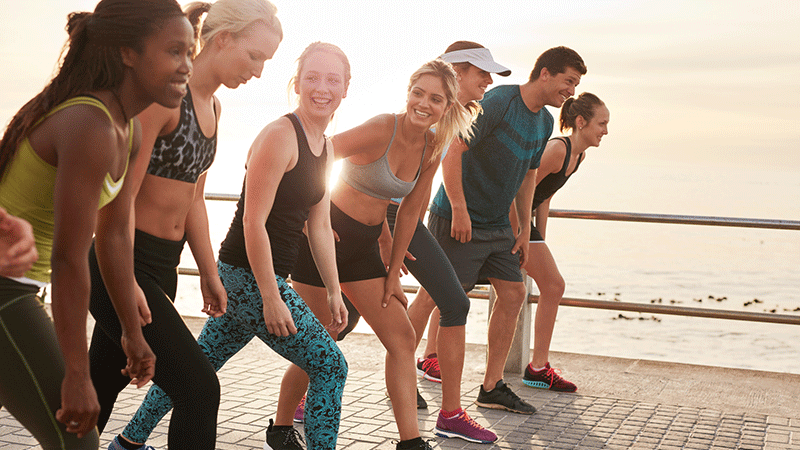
289;59;472;450
116;42;349;450
86;1;282;449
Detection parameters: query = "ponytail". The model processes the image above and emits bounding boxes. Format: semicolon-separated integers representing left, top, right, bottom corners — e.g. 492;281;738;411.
0;0;184;178
559;92;604;132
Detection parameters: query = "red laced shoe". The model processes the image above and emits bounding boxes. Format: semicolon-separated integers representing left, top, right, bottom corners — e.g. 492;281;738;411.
416;353;441;383
523;362;577;392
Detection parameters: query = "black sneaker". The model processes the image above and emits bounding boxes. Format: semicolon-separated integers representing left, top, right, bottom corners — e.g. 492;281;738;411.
417;387;427;409
475;379;536;414
264;418;305;450
394;438;434;450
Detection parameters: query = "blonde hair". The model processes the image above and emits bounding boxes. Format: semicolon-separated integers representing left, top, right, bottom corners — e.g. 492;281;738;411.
288;42;351;103
407;59;473;163
184;0;282;54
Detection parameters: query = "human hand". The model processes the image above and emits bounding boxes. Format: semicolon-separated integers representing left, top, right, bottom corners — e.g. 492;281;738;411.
134;285;152;326
511;233;529;268
382;275;408;309
201;275;227;318
263;295;297;336
325;291;348;335
450;209;472;243
0;208;38;277
56;372;100;438
120;331;156;388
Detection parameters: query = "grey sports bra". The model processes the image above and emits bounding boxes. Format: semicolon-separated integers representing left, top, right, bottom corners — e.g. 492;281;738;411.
340;114;427;200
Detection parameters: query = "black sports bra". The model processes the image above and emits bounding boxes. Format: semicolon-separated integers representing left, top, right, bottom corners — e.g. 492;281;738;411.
147;88;217;183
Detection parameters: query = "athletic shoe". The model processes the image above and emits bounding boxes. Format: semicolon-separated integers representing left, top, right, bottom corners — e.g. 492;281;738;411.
293;394;305;423
394;439;435;450
434;410;498;443
523;362;577;392
416;354;442;383
107;436;156;450
264;419;304;450
475;379;536;414
417;387;427;409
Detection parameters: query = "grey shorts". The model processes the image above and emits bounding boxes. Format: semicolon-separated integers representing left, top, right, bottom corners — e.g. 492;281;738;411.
427;213;523;292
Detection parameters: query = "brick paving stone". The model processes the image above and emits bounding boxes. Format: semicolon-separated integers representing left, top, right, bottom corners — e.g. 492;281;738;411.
2;333;798;450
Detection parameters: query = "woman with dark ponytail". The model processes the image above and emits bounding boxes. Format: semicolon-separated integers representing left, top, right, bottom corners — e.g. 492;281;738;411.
0;0;191;448
83;1;283;450
516;92;609;393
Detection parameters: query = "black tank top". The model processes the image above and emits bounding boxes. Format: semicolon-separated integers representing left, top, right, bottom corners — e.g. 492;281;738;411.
218;113;327;277
532;136;582;210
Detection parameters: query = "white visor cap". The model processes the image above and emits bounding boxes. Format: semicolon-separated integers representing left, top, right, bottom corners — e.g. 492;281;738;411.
439;48;511;77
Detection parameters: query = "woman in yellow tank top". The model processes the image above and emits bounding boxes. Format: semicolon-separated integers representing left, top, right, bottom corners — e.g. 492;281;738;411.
0;0;193;448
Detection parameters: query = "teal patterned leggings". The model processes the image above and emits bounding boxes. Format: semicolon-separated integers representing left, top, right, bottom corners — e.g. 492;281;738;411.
121;261;347;450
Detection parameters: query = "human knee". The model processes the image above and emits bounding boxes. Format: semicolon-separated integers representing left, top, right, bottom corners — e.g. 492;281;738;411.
384;322;417;355
438;297;470;327
306;345;348;381
500;282;528;306
538;275;565;300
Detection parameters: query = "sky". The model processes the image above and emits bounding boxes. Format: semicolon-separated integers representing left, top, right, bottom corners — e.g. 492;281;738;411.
1;0;798;215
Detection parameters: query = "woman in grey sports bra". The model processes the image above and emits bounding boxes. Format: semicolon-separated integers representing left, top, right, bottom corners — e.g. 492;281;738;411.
289;59;472;450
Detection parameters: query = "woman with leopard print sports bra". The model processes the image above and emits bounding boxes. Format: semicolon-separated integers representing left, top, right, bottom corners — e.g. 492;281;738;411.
116;42;350;450
86;1;283;449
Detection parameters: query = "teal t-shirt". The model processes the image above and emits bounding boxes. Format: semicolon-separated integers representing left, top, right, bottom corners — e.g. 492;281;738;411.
430;84;554;230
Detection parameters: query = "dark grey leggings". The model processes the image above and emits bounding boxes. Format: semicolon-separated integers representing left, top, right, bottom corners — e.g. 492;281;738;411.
0;277;99;450
338;203;470;339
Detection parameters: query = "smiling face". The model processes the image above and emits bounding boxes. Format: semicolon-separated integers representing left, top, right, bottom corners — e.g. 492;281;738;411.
456;64;494;104
579;104;610;147
295;50;348;120
124;15;195;108
218;22;281;89
544;66;582;108
406;74;449;129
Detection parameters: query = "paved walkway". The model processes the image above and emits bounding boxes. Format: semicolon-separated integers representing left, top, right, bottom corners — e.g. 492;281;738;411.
2;315;799;449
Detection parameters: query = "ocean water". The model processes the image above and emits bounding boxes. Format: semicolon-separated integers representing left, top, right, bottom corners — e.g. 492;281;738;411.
172;157;800;374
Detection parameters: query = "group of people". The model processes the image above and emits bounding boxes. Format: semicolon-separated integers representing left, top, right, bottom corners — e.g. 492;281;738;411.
0;0;611;449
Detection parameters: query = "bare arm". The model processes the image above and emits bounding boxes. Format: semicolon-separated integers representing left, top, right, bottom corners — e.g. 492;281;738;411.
533;196;552;239
441;137;471;243
305;138;346;333
242;119;297;337
511;168;537;268
185;172;226;317
48;107;125;437
93;118;156;387
383;155;440;308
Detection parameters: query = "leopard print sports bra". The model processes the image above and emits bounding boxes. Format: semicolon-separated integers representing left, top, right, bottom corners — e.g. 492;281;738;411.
147;88;217;183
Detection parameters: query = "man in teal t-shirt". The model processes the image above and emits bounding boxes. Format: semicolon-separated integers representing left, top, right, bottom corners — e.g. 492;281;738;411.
428;46;586;414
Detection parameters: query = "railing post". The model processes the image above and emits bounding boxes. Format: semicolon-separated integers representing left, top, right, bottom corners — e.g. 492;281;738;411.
487;272;533;375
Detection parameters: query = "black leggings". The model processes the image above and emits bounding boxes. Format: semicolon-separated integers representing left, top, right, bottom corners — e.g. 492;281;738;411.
88;229;219;450
0;277;99;450
338;203;470;339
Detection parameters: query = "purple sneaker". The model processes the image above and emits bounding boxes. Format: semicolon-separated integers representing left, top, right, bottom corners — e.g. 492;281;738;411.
293;394;305;423
434;410;497;443
108;436;156;450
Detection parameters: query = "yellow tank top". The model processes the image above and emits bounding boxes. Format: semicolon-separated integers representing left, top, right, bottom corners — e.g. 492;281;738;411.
0;96;133;284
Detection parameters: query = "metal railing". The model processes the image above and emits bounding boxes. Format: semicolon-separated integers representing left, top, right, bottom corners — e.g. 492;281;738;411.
184;194;800;369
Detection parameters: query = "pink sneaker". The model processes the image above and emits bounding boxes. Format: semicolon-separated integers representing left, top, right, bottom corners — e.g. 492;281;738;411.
434;410;497;443
293;394;305;423
416;353;441;383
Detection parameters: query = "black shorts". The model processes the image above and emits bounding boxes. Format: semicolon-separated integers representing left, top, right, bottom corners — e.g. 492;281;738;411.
292;202;387;286
529;225;545;242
